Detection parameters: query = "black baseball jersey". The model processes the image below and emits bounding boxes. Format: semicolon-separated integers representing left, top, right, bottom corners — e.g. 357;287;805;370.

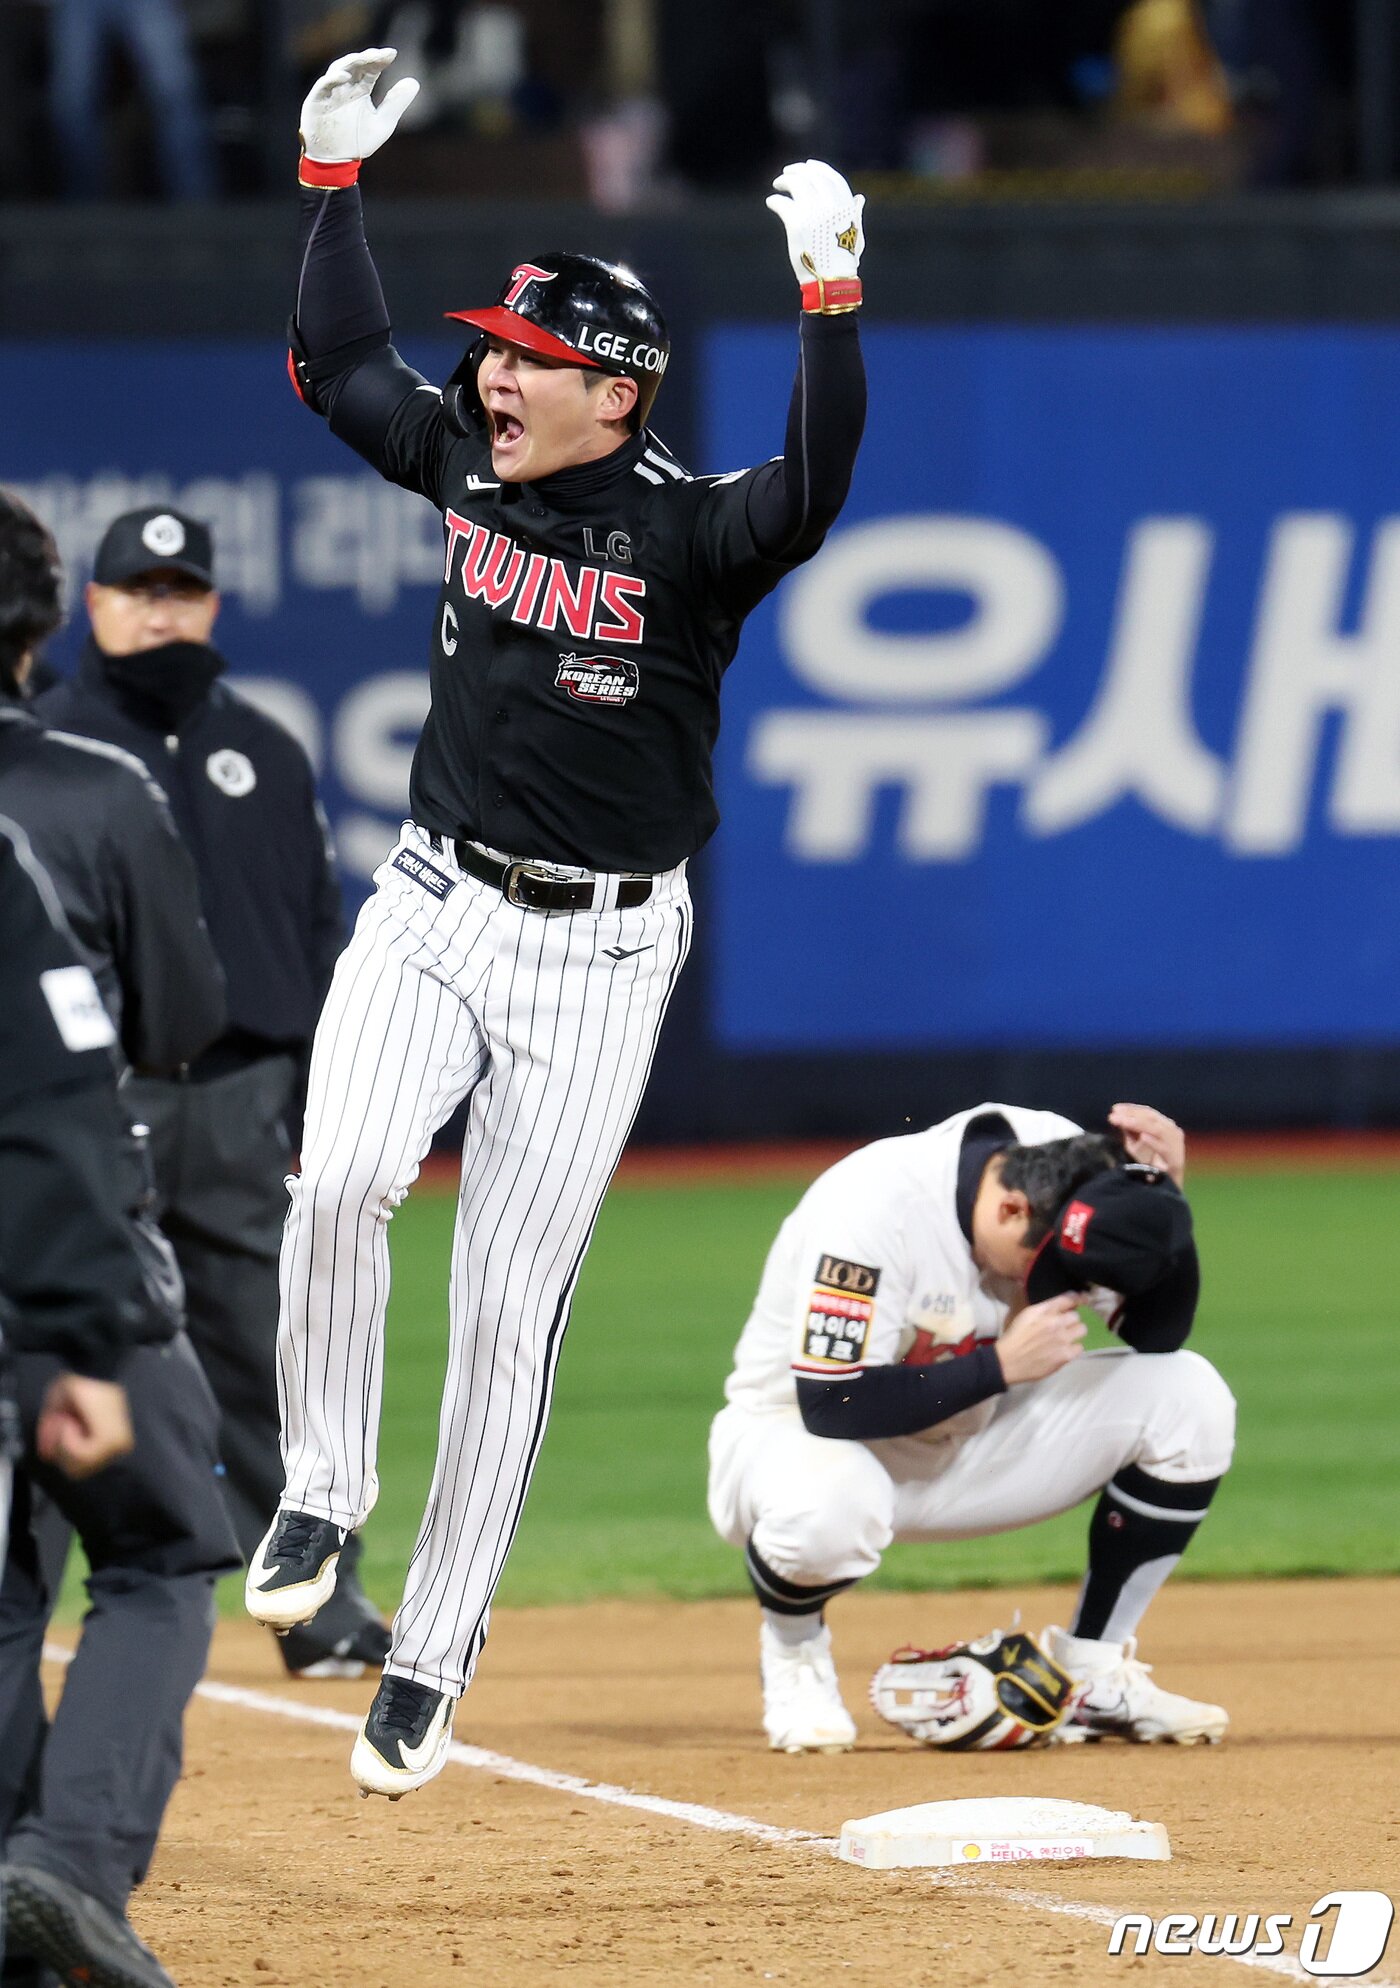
294;184;866;874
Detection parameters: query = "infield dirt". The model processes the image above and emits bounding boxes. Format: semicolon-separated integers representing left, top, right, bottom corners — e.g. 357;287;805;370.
62;1577;1398;1988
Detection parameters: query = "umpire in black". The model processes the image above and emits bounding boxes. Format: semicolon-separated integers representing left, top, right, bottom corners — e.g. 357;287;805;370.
36;505;387;1675
0;811;239;1988
0;492;225;1083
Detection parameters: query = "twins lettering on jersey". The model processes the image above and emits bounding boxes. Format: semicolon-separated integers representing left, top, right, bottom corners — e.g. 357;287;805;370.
796;1255;880;1373
443;512;647;645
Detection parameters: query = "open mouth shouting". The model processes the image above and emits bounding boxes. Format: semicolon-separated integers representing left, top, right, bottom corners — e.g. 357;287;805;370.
489;406;526;466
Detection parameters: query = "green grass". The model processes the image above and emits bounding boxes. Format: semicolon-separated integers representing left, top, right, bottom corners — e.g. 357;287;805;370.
337;1163;1399;1612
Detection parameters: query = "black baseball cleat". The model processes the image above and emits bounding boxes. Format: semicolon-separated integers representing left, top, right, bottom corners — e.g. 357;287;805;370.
350;1676;457;1799
244;1509;347;1631
279;1611;392;1680
1;1863;176;1988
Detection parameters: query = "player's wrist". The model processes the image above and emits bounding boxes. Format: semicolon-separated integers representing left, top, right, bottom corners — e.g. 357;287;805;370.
800;275;862;314
299;152;361;188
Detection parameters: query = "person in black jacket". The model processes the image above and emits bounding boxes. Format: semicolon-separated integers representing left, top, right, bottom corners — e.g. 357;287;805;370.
0;490;225;1079
35;504;386;1679
0;814;240;1988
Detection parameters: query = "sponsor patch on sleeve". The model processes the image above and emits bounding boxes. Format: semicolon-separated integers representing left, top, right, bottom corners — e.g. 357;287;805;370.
40;965;117;1053
795;1255;880;1371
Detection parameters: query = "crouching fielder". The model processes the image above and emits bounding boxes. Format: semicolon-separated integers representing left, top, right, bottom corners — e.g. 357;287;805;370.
707;1101;1236;1753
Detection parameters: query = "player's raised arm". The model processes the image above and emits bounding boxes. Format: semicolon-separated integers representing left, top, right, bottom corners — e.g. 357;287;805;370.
693;161;867;602
286;49;454;498
758;161;867;553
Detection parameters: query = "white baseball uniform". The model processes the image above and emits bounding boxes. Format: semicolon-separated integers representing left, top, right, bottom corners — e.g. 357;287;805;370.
277;824;691;1693
708;1103;1235;1620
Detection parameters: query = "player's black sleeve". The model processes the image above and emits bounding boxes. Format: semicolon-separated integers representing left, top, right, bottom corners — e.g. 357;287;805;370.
748;314;866;557
693;312;865;614
796;1345;1006;1441
291;183;453;502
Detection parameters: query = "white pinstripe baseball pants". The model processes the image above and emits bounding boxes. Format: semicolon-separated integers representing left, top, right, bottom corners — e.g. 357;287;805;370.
276;823;692;1695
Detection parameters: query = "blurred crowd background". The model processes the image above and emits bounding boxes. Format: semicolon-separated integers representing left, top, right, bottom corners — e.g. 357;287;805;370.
0;0;1382;208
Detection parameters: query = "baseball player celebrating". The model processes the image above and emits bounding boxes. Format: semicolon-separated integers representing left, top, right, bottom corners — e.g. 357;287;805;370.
244;49;866;1798
708;1102;1236;1752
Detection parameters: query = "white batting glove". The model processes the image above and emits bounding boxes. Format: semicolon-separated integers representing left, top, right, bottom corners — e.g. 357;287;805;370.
298;47;419;184
766;159;865;314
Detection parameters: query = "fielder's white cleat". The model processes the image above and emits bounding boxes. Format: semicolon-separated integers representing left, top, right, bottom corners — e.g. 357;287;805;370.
351;1676;457;1798
244;1509;348;1630
1041;1625;1229;1745
760;1620;857;1754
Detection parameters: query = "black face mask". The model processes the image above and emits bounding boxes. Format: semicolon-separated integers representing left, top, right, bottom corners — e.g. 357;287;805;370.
96;638;225;728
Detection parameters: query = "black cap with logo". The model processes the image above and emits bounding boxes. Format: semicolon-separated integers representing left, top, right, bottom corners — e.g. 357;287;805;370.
93;507;215;589
1024;1164;1200;1352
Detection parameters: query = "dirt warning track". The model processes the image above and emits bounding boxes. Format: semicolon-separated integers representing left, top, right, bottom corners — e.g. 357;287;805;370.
49;1577;1396;1988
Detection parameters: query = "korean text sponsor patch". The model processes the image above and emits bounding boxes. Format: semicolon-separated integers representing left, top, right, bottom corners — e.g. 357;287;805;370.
392;846;456;901
797;1255;880;1370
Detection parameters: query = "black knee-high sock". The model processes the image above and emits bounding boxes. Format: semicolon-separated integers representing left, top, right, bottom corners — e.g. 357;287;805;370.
1073;1464;1223;1643
744;1535;855;1618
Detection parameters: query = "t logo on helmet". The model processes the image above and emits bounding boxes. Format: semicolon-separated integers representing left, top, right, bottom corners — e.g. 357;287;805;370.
503;265;559;308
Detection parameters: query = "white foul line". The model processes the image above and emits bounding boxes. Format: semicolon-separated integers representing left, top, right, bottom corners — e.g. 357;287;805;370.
42;1645;1397;1985
42;1645;820;1849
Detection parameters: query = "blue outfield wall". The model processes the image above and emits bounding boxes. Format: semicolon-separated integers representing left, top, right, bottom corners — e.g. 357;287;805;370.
2;326;1399;1130
707;325;1400;1052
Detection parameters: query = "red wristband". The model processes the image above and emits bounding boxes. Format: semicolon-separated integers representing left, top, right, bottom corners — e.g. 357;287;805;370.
298;154;360;188
801;274;862;314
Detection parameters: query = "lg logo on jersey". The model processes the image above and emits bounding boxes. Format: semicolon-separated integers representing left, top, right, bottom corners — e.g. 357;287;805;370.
1109;1893;1393;1974
582;528;632;565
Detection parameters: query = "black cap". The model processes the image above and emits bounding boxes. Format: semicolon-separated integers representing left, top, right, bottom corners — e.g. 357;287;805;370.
93;508;214;589
1025;1164;1200;1350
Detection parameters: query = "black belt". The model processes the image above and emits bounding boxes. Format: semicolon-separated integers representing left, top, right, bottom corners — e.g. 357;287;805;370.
438;836;653;914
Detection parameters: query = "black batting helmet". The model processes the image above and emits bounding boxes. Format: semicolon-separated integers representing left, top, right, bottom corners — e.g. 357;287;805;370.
441;252;670;437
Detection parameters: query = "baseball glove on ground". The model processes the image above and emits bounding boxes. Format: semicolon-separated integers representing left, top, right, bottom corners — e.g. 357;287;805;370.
870;1626;1075;1750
